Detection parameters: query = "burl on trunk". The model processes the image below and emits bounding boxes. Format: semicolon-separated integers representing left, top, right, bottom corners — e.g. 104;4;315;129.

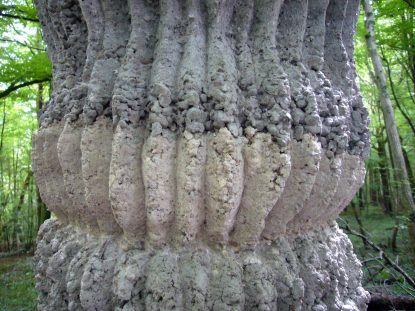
32;0;370;310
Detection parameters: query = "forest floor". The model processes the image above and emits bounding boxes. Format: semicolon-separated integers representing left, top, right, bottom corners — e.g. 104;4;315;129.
341;204;415;298
0;206;414;310
0;254;37;311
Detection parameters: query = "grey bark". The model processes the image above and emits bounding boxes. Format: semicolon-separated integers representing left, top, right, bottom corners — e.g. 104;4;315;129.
32;0;371;310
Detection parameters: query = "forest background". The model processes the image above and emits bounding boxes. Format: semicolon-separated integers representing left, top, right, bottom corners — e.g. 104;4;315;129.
0;0;414;310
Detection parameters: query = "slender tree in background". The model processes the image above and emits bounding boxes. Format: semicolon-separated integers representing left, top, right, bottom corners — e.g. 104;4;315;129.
362;0;415;262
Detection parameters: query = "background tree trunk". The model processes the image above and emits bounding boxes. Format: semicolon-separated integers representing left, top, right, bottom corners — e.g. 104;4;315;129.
362;0;415;264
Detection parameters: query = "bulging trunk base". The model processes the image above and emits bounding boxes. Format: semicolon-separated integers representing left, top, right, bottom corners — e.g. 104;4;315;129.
35;219;369;311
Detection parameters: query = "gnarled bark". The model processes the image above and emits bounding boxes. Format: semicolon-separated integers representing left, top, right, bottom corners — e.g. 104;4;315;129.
33;0;370;310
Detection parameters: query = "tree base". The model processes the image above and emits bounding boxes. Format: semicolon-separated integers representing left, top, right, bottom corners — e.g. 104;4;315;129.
35;219;369;311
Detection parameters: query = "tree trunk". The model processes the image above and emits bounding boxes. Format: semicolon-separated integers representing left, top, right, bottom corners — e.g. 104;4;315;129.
363;0;414;213
383;54;415;136
32;0;370;310
376;135;393;214
402;142;415;197
363;0;415;264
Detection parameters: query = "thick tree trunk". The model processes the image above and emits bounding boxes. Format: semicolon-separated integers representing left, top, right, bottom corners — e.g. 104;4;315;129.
32;0;370;310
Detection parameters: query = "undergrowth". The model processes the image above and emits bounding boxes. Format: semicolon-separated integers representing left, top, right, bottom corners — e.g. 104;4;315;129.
341;204;415;297
0;255;37;311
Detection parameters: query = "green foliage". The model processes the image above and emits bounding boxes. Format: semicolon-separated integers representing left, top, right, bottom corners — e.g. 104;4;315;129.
355;0;415;199
342;0;415;298
0;0;51;100
350;3;415;298
0;255;37;311
0;98;39;251
342;205;415;295
376;0;415;141
0;0;49;252
0;1;38;23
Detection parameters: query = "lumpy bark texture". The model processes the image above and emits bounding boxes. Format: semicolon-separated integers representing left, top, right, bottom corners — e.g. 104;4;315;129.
33;0;370;310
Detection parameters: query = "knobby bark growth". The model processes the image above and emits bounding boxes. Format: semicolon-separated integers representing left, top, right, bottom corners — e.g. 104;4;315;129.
32;0;371;310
